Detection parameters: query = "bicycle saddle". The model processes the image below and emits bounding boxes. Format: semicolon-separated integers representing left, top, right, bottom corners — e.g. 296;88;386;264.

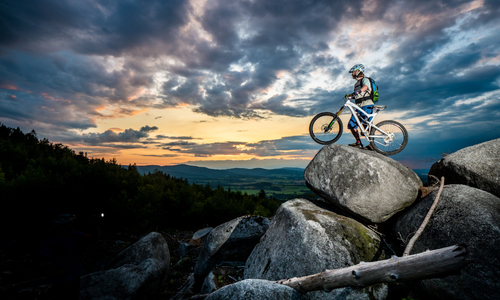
374;105;387;112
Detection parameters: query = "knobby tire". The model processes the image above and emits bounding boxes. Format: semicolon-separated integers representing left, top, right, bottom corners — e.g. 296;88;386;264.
309;112;343;145
369;120;408;155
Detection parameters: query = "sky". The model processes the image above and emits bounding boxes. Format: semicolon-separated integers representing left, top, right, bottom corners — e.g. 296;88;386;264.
1;0;499;170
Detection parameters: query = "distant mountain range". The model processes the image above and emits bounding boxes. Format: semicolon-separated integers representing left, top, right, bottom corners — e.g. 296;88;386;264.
135;164;305;183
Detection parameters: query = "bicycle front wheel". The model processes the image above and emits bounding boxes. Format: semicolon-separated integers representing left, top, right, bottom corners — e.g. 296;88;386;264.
309;112;343;145
369;120;408;155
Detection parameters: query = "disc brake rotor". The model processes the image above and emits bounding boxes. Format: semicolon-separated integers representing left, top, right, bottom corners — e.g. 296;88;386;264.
321;124;331;133
384;132;395;144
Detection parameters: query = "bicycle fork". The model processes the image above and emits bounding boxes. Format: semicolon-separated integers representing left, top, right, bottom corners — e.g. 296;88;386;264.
325;107;345;132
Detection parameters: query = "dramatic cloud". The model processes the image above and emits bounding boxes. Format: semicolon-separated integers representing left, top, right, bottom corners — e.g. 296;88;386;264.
160;135;318;158
1;0;499;167
79;126;158;146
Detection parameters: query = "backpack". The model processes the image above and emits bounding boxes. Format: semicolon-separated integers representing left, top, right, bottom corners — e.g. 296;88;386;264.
366;77;379;103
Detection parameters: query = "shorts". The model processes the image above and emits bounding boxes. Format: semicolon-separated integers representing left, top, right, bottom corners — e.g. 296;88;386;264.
348;105;374;130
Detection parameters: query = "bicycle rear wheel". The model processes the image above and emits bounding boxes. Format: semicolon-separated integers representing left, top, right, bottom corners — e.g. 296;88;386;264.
369;120;408;155
309;112;343;145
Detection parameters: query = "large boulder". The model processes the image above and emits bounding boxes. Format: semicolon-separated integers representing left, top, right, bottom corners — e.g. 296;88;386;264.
244;199;388;300
429;138;500;197
80;258;167;300
304;144;422;223
194;215;270;289
392;185;500;300
80;232;170;300
206;279;305;300
100;232;170;271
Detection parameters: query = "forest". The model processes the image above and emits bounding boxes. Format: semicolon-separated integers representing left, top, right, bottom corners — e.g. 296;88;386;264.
0;124;282;243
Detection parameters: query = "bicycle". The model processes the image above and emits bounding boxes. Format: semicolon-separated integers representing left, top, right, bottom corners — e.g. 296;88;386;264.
309;96;408;155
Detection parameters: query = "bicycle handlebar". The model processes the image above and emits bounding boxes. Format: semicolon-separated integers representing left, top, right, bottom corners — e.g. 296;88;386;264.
343;95;353;100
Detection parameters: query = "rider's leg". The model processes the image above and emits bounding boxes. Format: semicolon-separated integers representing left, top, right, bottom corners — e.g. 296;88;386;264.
349;128;363;148
347;117;363;148
360;105;374;150
347;105;374;149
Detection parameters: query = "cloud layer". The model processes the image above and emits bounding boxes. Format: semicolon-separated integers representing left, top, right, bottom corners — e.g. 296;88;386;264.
1;0;499;166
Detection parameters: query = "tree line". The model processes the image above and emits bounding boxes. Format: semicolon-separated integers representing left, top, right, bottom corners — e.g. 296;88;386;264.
0;124;282;240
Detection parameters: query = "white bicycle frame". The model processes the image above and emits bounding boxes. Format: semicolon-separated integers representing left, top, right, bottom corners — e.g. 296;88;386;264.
341;98;393;144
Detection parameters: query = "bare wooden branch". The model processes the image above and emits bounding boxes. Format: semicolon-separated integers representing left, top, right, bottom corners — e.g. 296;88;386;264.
403;176;445;256
275;244;468;293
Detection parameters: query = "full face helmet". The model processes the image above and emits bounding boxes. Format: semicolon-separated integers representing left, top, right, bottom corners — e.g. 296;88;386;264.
349;64;365;79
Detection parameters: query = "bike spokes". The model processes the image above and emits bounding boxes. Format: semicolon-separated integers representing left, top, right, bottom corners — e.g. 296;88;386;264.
309;112;343;145
369;120;408;155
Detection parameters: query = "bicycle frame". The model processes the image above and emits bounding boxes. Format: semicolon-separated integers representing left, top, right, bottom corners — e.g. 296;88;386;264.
329;98;390;142
310;96;408;154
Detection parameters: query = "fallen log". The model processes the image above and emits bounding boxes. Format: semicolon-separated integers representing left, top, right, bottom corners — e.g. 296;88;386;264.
275;244;468;293
190;244;469;299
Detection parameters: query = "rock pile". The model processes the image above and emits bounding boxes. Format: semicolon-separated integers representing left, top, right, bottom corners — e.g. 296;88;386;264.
79;138;500;300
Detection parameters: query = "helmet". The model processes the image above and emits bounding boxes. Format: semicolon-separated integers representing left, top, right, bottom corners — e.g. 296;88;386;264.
53;214;76;226
349;64;365;78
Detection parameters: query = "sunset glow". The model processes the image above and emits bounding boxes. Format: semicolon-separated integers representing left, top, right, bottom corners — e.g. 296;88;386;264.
1;0;499;169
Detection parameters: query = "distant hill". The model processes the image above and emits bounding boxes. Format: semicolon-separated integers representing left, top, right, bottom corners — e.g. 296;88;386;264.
135;164;305;184
134;164;429;187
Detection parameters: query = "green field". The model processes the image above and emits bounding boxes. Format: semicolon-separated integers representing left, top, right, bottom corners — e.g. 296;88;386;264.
212;179;315;200
135;165;316;201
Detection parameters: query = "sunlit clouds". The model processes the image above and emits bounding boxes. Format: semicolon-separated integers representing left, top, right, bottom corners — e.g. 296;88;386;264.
1;0;499;169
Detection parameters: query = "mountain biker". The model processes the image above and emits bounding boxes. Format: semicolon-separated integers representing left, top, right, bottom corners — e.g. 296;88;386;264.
345;64;375;149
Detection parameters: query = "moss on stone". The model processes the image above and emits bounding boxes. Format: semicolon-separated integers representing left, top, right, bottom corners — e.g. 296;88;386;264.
338;217;381;262
300;208;381;263
301;209;320;223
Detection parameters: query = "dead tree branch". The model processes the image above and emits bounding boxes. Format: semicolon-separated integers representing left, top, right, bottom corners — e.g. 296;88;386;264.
403;176;445;256
275;244;468;293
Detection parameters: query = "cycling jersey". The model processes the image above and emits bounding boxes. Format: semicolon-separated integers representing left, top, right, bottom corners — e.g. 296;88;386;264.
354;77;374;107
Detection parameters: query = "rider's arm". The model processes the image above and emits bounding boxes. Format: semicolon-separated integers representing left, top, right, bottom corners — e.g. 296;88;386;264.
359;84;369;92
359;78;369;92
354;78;369;95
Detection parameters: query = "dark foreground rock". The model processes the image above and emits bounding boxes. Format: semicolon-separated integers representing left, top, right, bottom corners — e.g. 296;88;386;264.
80;258;167;300
194;215;270;290
245;198;388;300
304;144;421;223
393;185;500;300
80;232;170;300
100;232;170;271
429;138;500;198
206;279;305;300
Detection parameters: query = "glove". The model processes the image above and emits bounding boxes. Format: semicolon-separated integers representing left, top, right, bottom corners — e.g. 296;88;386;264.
354;90;361;95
